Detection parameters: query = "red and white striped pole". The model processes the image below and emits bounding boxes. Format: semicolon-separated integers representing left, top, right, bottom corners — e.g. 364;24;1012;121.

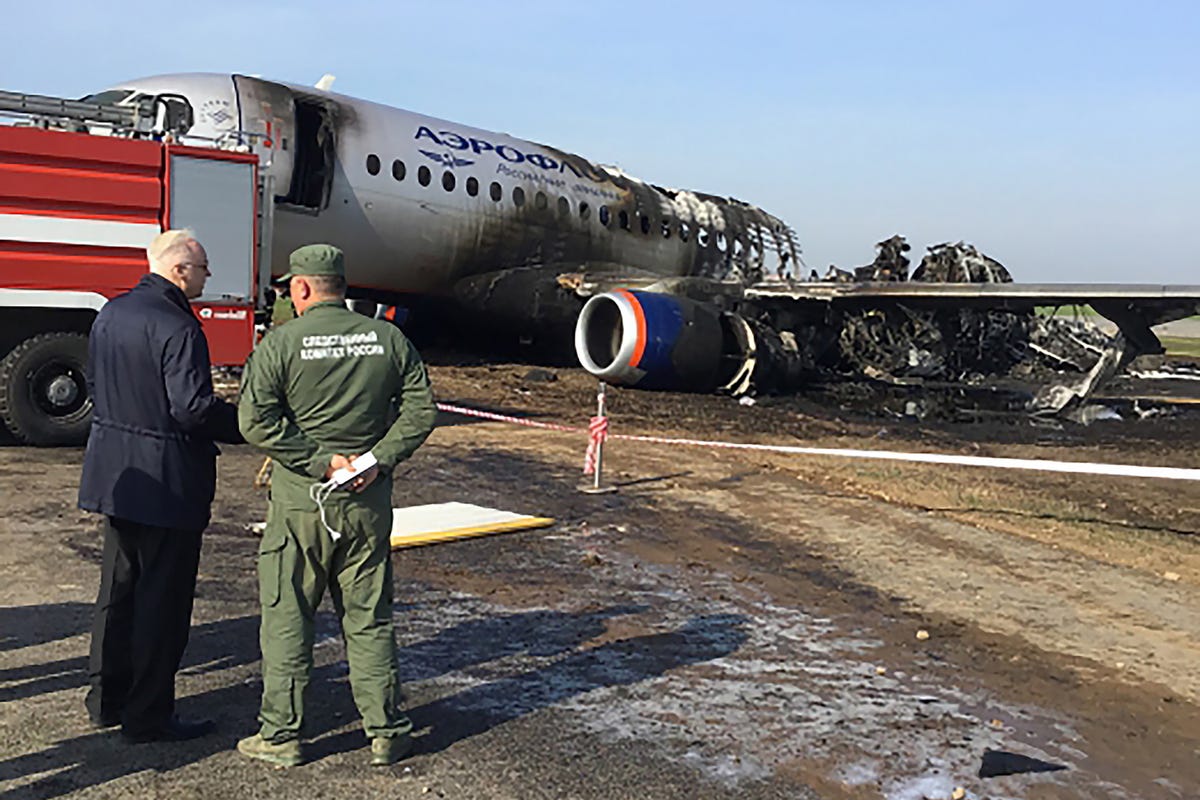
581;381;617;494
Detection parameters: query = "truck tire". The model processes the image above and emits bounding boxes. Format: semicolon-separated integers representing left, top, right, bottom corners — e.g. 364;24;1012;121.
0;333;92;446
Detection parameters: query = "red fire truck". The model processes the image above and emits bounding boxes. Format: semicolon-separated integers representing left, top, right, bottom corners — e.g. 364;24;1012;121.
0;91;271;445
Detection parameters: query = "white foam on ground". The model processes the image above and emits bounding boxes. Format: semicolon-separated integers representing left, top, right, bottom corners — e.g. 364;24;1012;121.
373;526;1129;797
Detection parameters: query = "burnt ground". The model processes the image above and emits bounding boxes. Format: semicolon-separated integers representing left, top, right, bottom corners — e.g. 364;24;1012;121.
1;358;1199;800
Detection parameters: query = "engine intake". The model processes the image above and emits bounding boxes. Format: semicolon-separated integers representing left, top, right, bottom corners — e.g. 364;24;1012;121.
574;290;754;392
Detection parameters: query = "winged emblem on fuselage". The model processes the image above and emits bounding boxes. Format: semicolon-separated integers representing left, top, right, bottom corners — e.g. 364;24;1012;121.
418;149;474;168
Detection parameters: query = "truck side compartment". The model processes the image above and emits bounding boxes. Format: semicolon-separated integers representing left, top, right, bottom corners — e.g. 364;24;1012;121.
0;98;261;445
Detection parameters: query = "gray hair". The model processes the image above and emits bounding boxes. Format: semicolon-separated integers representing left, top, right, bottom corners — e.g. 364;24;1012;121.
306;274;347;297
147;229;198;267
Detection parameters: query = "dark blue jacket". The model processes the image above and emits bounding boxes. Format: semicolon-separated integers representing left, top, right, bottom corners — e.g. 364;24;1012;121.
78;273;243;531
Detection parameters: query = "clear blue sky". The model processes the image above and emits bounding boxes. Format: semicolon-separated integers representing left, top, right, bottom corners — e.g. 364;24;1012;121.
4;0;1197;282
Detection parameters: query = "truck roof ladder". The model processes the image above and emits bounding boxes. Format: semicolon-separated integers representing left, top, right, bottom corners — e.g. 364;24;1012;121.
0;90;191;137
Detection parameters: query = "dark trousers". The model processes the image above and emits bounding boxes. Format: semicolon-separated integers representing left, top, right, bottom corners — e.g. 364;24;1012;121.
86;516;202;733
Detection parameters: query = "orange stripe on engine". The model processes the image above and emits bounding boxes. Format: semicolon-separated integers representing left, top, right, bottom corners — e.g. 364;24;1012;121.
616;289;647;368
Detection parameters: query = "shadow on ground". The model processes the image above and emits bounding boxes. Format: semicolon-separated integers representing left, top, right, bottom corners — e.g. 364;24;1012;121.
0;609;261;705
0;604;748;799
0;603;92;653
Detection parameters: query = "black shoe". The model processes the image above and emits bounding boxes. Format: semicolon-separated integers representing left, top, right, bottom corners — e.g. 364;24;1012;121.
90;712;121;729
122;715;215;743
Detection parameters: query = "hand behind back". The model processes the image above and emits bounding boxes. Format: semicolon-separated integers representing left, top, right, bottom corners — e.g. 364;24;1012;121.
326;454;379;493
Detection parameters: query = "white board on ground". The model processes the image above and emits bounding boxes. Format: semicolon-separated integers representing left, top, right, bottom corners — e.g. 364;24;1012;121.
390;501;554;549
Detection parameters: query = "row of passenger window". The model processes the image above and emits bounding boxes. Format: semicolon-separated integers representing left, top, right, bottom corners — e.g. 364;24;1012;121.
364;152;743;251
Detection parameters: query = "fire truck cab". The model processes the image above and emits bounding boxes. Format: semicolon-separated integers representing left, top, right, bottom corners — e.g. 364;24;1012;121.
0;90;269;445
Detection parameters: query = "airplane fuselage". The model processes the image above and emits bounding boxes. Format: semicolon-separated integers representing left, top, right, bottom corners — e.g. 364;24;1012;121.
98;74;799;319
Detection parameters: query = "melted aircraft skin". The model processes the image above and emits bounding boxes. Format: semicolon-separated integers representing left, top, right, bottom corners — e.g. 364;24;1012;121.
106;73;799;313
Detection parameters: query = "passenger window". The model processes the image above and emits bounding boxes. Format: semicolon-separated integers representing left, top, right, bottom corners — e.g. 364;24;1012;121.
679;222;690;242
639;213;650;235
513;186;526;206
466;176;479;196
716;232;727;252
698;228;710;247
661;219;672;239
442;171;455;192
618;210;630;230
418;165;431;186
490;181;502;201
392;159;405;181
535;191;548;210
579;201;590;220
599;206;610;227
366;154;381;175
558;196;570;216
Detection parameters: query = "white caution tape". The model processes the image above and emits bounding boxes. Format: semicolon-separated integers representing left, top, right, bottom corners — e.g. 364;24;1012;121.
436;402;580;432
611;434;1200;481
435;402;1200;482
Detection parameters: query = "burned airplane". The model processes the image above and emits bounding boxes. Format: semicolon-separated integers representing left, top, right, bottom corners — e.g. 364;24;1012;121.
11;74;1200;418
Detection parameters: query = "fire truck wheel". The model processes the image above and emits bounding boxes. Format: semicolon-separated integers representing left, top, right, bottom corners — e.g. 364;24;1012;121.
0;333;92;446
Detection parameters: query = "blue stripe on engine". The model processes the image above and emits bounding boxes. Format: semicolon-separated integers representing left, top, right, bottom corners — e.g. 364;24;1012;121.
627;291;684;387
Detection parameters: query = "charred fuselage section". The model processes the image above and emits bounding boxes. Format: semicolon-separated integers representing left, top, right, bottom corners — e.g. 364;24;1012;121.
572;237;1200;416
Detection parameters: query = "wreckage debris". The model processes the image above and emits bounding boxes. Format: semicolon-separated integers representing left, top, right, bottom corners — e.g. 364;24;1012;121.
912;241;1013;284
854;234;911;282
1023;316;1115;374
795;237;1170;421
978;749;1068;779
1129;363;1200;381
521;368;558;383
835;241;1024;384
835;308;1123;387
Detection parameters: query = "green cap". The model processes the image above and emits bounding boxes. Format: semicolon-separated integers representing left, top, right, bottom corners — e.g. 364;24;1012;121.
275;244;345;283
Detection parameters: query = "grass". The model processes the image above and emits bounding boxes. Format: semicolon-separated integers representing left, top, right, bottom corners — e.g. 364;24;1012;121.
1162;336;1200;358
1036;304;1100;317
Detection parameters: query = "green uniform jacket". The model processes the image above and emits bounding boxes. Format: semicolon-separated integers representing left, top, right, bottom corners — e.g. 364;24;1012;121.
238;301;436;506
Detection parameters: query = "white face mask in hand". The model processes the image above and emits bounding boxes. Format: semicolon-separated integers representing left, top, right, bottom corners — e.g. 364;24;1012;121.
309;452;378;541
308;480;343;541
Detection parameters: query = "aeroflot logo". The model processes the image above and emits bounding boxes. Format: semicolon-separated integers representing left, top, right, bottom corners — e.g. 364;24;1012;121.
415;126;610;183
419;149;474;168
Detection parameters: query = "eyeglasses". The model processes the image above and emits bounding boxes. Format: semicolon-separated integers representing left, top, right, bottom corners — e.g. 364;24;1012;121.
179;262;211;274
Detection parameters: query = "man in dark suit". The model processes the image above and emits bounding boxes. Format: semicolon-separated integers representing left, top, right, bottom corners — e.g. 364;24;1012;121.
78;229;243;743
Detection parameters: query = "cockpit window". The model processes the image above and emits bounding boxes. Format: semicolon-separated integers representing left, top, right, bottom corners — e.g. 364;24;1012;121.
78;89;134;105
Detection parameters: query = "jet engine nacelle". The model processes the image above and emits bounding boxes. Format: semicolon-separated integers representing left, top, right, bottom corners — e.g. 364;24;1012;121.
573;290;754;392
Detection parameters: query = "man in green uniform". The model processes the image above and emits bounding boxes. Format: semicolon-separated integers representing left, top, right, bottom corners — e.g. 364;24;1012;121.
236;244;437;767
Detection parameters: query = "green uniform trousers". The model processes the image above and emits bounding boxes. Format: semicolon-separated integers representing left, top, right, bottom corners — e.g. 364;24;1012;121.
255;481;410;743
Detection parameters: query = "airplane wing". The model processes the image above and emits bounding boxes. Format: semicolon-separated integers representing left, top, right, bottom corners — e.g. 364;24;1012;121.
744;281;1200;355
